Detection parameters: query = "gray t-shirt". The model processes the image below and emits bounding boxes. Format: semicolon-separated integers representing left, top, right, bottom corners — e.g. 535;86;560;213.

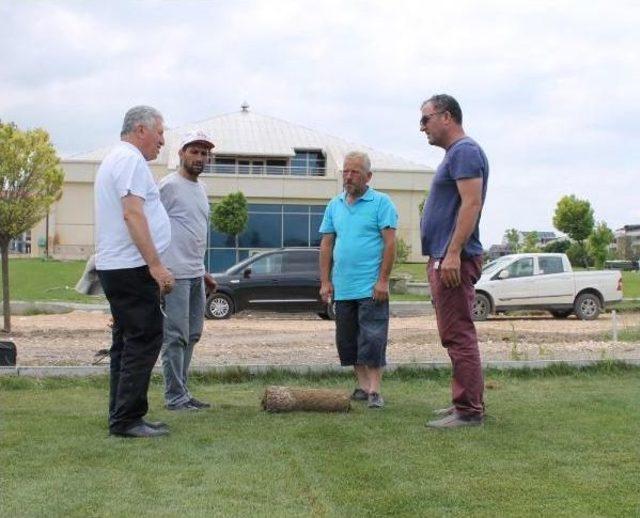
159;172;209;278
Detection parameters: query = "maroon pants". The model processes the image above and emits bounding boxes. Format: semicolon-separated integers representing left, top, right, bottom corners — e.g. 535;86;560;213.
428;256;484;417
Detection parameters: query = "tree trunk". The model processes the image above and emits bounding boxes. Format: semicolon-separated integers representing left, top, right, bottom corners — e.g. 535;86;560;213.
234;234;239;264
261;386;351;413
1;242;11;333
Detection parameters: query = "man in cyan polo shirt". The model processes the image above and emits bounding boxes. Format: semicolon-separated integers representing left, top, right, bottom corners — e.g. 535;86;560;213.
319;151;397;408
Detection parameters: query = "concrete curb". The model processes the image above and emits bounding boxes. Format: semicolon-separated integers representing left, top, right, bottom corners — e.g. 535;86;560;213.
2;358;639;378
9;301;109;315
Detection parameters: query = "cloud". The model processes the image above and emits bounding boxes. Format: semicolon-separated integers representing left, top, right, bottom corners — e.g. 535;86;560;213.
1;0;639;244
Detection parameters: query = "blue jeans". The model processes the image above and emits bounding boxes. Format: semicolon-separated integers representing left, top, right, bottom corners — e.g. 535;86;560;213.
161;277;205;406
335;298;389;367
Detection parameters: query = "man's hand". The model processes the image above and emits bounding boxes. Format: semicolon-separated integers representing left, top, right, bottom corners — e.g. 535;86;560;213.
372;279;390;302
149;263;175;294
440;251;461;288
320;280;334;304
204;273;217;292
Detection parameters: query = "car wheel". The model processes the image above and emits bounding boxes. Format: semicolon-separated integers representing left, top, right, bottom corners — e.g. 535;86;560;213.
472;293;490;321
205;293;234;320
573;293;601;320
550;309;573;319
317;301;336;321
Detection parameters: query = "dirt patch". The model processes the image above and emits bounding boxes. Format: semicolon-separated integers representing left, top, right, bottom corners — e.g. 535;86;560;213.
3;311;640;366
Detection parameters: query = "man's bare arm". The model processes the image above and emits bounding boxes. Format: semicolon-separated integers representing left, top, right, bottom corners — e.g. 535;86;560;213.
440;177;483;288
319;233;335;303
373;228;396;301
122;194;174;293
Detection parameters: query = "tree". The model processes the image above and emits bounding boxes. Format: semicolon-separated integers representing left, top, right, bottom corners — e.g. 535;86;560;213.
588;221;614;269
504;228;520;253
0;122;64;332
521;231;540;253
552;195;594;267
552;195;594;245
210;192;248;263
566;242;593;268
542;239;571;254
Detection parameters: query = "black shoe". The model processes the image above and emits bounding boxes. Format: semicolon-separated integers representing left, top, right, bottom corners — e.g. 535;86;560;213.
165;401;199;411
350;388;369;401
189;397;212;409
110;423;169;438
144;420;168;429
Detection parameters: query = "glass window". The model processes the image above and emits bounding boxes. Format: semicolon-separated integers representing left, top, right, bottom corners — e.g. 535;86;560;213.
249;203;282;213
239;213;281;248
212;157;235;174
284;250;319;273
283;214;309;247
251;160;264;175
266;159;287;175
238;160;251;175
539;256;564;275
292;150;325;176
505;258;534;278
250;253;283;274
210;229;235;248
310;205;326;215
206;249;246;272
310;214;324;246
283;204;310;214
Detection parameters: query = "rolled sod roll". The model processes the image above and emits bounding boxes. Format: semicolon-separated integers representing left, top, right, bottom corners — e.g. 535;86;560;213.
261;386;351;413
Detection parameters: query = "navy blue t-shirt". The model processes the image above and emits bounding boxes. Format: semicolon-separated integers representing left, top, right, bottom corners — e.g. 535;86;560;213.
420;137;489;259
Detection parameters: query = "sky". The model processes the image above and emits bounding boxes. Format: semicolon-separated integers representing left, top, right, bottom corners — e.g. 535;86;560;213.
1;0;639;246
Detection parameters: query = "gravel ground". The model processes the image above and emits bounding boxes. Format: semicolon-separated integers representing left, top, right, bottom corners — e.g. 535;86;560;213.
4;310;640;366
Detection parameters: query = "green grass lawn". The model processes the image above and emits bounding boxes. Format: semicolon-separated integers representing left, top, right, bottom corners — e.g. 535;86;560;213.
2;365;639;517
2;258;102;303
393;262;427;282
621;270;640;298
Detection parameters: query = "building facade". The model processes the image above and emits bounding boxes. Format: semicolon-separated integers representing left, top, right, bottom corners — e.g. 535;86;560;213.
31;106;433;271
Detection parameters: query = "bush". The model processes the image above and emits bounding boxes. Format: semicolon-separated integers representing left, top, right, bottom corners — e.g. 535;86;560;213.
566;242;593;268
395;237;411;264
542;239;571;254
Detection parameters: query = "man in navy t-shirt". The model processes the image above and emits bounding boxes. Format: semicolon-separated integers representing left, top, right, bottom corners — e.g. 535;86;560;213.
420;94;489;429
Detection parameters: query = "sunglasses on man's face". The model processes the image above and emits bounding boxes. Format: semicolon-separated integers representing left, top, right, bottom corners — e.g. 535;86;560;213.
420;111;445;127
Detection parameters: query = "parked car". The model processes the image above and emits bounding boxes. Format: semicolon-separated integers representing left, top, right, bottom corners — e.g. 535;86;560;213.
473;253;623;321
604;260;639;271
205;248;335;320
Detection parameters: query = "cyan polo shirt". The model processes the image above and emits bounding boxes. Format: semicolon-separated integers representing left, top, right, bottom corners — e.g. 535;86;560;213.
319;187;398;300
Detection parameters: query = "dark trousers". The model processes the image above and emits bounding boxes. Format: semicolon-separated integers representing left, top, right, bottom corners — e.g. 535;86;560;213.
98;266;163;433
428;256;484;417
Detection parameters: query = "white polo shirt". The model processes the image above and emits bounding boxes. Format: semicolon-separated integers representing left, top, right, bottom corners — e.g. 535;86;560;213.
94;141;171;270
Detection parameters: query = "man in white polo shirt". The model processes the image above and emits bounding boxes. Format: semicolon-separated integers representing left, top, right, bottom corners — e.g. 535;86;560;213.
95;105;175;438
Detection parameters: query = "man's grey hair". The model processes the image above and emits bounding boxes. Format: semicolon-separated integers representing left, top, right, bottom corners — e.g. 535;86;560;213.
343;150;371;173
120;105;163;137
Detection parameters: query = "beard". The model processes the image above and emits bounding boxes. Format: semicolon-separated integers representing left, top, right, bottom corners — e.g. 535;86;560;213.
185;162;204;176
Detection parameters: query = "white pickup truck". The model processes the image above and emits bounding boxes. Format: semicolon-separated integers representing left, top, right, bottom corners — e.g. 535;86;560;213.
473;253;623;321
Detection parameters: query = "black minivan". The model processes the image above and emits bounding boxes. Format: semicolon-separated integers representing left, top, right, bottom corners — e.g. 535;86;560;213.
205;248;335;320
